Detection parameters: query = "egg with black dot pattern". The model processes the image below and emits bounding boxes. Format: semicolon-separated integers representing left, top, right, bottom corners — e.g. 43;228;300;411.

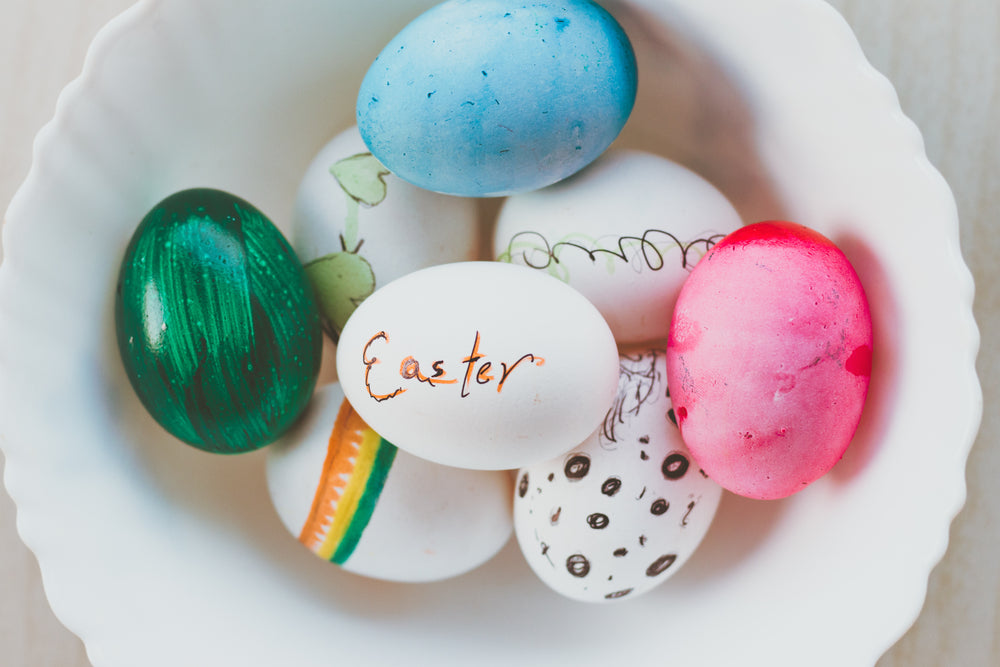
513;347;722;602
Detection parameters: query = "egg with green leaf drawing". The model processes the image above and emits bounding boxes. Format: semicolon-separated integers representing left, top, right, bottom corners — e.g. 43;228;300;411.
292;125;481;340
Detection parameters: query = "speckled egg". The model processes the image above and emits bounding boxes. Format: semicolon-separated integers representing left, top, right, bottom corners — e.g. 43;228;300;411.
495;149;742;343
292;125;480;340
267;383;513;582
356;0;638;197
514;347;722;602
115;188;322;454
666;221;873;499
335;261;620;470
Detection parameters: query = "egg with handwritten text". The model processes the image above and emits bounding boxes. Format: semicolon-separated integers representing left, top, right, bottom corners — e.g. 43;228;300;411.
514;347;722;602
666;221;873;499
267;384;513;582
356;0;637;196
495;149;742;343
335;261;620;470
292;125;480;340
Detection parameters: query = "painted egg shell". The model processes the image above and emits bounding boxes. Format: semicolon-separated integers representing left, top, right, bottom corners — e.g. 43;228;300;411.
335;261;620;470
495;149;741;343
292;125;481;340
666;221;873;500
356;0;637;197
514;347;722;602
267;383;512;582
115;188;322;454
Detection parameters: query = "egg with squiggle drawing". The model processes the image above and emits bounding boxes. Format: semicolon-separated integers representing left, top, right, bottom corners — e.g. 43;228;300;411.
513;347;722;602
495;149;742;344
266;384;513;582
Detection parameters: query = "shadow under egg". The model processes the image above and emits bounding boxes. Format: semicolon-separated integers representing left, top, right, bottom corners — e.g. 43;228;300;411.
828;230;902;485
98;269;307;559
606;0;789;225
666;489;792;585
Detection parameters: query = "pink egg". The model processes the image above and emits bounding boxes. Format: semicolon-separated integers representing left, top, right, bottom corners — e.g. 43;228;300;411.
665;221;873;500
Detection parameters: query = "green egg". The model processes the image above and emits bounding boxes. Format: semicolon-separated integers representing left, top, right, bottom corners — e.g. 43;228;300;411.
115;188;322;454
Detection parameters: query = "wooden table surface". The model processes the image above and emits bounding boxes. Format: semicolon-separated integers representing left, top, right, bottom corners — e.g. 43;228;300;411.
1;0;997;665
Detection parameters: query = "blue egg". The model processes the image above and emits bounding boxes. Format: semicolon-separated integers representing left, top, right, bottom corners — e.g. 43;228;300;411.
356;0;637;197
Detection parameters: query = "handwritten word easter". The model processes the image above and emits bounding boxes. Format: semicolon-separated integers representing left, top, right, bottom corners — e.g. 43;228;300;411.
362;330;545;402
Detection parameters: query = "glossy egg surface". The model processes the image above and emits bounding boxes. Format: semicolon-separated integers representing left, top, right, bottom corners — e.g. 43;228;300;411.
115;188;323;454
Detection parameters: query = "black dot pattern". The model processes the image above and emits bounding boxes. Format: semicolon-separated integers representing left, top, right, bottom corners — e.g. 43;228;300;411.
566;554;591;578
604;588;634;600
511;349;723;604
564;454;591;480
601;477;622;496
646;554;677;577
662;452;689;480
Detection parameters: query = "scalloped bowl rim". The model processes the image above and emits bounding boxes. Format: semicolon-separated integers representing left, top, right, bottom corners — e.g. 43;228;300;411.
0;0;982;665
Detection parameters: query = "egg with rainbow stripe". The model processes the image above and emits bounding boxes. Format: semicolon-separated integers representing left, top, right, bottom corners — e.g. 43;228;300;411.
266;383;513;582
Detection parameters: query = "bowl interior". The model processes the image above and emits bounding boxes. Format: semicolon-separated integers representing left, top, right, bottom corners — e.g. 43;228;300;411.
0;0;978;665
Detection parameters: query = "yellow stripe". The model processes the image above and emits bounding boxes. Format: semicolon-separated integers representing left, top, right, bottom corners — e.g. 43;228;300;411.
314;426;381;560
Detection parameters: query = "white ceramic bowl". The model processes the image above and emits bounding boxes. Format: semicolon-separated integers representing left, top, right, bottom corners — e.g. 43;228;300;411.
0;0;980;666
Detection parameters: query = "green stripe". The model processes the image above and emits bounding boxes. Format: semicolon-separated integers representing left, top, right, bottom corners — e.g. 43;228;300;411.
331;438;398;564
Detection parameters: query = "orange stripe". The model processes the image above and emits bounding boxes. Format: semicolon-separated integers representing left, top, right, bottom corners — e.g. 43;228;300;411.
298;400;363;551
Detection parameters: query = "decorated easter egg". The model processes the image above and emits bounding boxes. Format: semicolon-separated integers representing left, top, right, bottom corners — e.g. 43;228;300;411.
356;0;638;197
495;149;742;343
666;221;873;499
292;125;480;340
267;384;512;582
335;261;620;470
115;188;322;454
514;347;722;602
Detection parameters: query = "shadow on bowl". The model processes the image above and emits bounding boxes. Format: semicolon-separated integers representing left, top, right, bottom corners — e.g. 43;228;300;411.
829;230;901;484
609;0;788;225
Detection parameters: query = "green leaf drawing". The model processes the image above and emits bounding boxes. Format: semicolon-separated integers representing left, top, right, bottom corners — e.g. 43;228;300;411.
304;251;377;339
331;153;390;206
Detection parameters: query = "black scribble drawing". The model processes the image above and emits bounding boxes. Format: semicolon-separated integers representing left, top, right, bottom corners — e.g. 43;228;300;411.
536;529;554;568
601;350;664;445
681;500;697;527
496;229;724;283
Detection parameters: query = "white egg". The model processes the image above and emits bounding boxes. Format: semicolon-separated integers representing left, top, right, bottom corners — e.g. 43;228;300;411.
513;347;722;602
335;261;620;471
266;384;513;582
494;149;742;344
293;124;481;339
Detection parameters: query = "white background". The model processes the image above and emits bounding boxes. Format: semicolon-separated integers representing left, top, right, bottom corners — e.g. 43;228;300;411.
1;0;997;665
